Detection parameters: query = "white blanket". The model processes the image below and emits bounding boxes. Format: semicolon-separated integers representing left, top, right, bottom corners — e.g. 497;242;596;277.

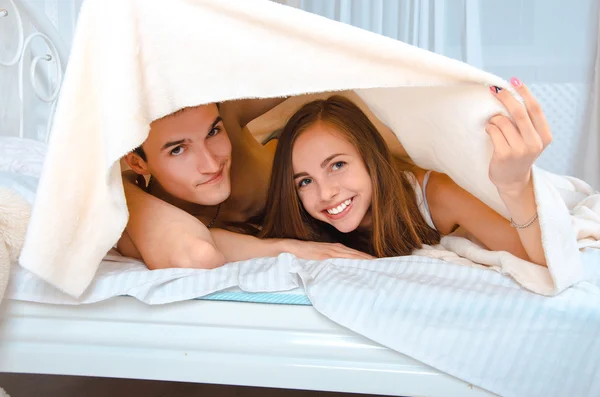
19;0;600;297
8;249;600;397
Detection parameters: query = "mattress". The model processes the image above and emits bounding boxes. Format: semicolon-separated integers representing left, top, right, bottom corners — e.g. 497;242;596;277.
201;287;311;305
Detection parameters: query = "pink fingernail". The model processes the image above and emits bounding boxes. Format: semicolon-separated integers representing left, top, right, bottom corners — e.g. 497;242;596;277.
510;77;522;88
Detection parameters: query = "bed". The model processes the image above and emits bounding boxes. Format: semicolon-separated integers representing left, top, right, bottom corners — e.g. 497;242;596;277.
2;2;600;397
0;2;496;396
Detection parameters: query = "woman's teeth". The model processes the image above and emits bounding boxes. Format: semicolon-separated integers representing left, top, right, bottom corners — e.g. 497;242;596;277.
327;198;352;215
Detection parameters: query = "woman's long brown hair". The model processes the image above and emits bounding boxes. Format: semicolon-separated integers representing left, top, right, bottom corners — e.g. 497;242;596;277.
260;96;440;257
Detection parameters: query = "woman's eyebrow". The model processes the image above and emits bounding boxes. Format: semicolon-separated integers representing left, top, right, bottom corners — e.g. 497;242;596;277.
320;153;345;168
293;171;309;179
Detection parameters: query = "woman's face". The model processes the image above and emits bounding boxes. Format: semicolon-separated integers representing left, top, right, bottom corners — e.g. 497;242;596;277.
292;122;373;233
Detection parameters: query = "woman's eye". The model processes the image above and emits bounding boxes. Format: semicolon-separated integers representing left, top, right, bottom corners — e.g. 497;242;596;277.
331;161;346;171
170;146;184;156
298;178;312;188
207;127;221;137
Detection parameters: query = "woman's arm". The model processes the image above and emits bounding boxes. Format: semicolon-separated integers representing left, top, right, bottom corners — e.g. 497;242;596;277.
498;181;544;264
427;172;541;265
486;78;552;266
210;229;374;262
427;78;551;266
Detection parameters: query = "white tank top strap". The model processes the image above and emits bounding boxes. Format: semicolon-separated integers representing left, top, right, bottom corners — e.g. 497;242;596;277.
404;171;436;231
421;170;433;218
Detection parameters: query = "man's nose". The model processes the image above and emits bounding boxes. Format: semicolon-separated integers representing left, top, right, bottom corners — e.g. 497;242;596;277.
197;147;220;174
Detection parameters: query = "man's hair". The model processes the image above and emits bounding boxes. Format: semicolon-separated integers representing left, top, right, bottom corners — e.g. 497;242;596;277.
131;103;221;162
133;146;147;161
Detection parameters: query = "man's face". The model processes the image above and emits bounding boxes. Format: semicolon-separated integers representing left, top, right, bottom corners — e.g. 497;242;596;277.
133;104;232;206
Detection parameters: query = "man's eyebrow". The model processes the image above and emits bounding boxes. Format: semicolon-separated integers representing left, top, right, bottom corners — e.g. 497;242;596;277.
161;139;187;151
209;116;223;132
160;116;222;152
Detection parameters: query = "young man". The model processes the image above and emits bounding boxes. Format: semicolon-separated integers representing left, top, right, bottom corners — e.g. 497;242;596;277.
119;92;407;270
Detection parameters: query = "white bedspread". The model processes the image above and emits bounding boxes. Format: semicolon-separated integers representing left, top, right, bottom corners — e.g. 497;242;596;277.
8;248;600;397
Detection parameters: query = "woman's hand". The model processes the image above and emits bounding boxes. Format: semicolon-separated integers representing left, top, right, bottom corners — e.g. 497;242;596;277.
282;240;375;261
486;77;553;197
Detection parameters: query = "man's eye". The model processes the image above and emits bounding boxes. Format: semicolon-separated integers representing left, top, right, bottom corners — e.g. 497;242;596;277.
332;161;346;171
170;146;184;156
299;178;312;187
207;127;221;137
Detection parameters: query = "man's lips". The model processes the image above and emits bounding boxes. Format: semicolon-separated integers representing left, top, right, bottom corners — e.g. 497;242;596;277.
200;167;224;185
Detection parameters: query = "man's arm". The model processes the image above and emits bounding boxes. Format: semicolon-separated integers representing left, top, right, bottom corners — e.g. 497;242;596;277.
118;172;226;269
118;172;373;268
226;97;289;129
117;98;288;270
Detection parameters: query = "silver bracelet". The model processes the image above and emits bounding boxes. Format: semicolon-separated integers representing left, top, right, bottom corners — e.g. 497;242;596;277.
510;213;539;229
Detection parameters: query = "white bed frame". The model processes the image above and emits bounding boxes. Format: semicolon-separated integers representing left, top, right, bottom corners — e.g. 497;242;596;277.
0;2;497;396
0;297;495;397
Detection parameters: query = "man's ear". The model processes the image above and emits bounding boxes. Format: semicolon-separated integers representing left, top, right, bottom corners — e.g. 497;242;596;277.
124;152;150;175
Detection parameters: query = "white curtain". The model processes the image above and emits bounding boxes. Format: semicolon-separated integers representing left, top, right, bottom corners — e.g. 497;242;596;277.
581;10;600;190
277;0;599;182
278;0;483;66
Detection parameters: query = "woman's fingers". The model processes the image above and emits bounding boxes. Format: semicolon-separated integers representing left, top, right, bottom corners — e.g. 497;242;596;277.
509;77;552;149
485;78;549;195
336;248;374;260
488;115;521;149
301;241;374;261
489;79;545;157
485;123;510;157
489;85;538;146
331;243;375;260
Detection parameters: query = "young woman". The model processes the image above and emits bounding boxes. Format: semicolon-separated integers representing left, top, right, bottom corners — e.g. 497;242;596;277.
261;78;551;266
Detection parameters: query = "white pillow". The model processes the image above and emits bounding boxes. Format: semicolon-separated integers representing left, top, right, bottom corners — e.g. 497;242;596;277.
0;137;47;178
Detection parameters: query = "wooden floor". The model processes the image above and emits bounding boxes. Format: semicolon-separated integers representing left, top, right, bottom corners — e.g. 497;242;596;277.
0;374;389;397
